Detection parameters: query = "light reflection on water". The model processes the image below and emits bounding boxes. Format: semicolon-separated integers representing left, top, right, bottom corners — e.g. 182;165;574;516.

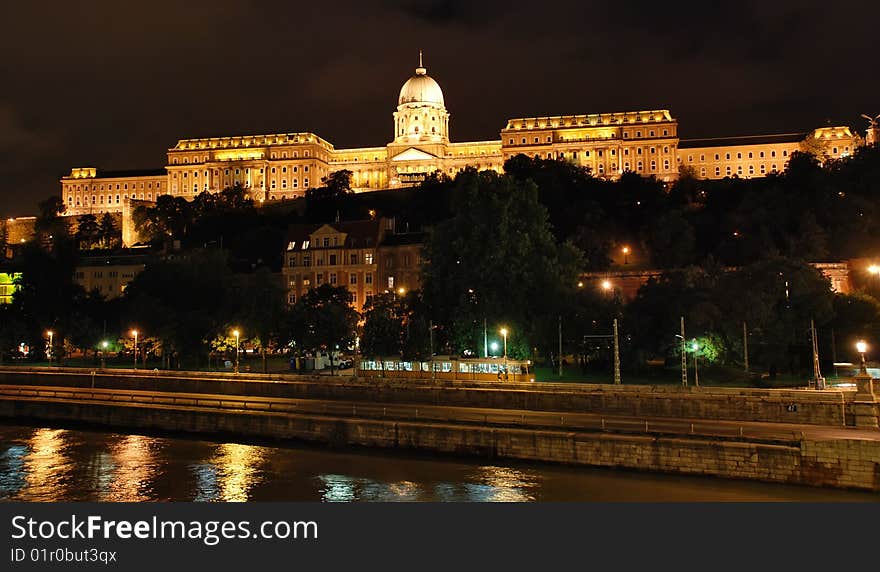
0;424;877;502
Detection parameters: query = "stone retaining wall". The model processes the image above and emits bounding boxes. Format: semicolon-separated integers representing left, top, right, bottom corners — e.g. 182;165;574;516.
0;367;859;426
2;397;877;491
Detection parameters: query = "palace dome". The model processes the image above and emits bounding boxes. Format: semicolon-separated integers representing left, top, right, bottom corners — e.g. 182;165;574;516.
398;64;444;106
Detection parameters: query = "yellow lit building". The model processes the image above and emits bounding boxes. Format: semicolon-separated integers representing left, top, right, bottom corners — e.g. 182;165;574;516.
59;54;871;224
282;217;425;313
74;254;149;299
0;271;21;304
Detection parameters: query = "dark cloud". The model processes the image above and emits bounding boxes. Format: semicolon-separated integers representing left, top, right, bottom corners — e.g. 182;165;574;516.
1;0;878;216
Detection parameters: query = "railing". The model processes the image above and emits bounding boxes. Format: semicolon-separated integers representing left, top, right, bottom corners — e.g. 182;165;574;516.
0;384;816;443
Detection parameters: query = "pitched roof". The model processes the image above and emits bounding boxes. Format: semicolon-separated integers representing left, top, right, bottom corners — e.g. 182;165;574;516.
285;219;382;250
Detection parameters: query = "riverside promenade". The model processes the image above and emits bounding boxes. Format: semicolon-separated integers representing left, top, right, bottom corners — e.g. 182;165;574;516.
0;366;878;492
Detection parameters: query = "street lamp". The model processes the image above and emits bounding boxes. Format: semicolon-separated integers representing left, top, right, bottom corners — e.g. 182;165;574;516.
46;330;53;363
233;329;241;373
622;246;630;265
500;327;509;381
397;286;406;296
601;280;612;292
856;340;868;374
691;339;700;387
490;341;499;355
131;329;139;369
100;340;108;369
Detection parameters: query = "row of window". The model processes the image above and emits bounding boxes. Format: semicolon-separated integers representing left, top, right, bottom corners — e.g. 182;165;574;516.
69;192;154;207
506;128;671;146
67;181;163;192
170;149;314;164
290;273;375;287
685;149;791;163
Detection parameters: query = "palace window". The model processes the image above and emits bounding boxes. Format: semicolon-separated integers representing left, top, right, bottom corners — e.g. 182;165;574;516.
737;152;742;159
715;153;720;160
350;274;357;285
715;167;721;176
330;273;337;285
365;252;373;264
365;273;373;284
329;254;337;265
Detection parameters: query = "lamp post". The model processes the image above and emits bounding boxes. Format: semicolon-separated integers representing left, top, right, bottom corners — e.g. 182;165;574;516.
46;330;53;364
691;339;700;387
233;329;241;373
500;327;508;381
131;329;139;370
857;340;868;374
622;246;630;265
100;340;108;369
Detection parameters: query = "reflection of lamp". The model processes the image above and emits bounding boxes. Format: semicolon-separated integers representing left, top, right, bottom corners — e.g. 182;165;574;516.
857;340;868;374
46;330;53;363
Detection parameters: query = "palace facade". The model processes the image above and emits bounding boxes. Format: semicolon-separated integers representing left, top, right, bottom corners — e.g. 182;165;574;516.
60;55;867;222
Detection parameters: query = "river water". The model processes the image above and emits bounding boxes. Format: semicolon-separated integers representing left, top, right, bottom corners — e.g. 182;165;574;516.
0;424;876;502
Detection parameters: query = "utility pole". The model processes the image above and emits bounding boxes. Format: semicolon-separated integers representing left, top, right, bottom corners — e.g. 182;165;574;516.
811;319;824;389
743;321;749;373
613;318;621;385
558;315;563;377
429;320;435;380
680;316;688;387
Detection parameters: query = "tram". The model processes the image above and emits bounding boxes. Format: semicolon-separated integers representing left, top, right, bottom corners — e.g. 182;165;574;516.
357;356;535;382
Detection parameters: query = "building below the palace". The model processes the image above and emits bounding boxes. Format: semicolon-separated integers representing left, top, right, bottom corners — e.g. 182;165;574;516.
60;54;870;223
282;217;424;313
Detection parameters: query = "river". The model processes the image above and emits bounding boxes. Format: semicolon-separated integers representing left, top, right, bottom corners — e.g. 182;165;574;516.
0;423;876;501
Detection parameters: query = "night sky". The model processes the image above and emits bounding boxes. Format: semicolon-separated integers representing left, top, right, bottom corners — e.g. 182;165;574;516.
2;0;879;217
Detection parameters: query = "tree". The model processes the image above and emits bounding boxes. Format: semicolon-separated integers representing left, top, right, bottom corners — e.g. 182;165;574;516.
287;284;359;373
306;170;354;222
98;213;119;249
34;196;68;250
75;214;101;250
232;266;286;372
643;209;696;268
361;292;403;372
123;249;234;367
422;169;582;358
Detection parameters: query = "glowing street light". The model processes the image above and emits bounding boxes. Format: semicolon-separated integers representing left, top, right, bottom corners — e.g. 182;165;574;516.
100;340;109;369
131;329;139;369
397;287;406;296
46;330;53;363
857;340;868;374
499;327;509;381
601;280;612;292
869;265;880;275
691;339;700;387
233;329;241;373
622;246;630;265
490;341;499;354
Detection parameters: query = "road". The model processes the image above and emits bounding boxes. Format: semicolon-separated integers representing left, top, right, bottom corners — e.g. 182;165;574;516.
1;383;877;444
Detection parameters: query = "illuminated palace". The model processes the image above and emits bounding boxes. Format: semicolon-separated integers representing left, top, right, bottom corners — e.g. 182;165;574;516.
61;55;869;221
